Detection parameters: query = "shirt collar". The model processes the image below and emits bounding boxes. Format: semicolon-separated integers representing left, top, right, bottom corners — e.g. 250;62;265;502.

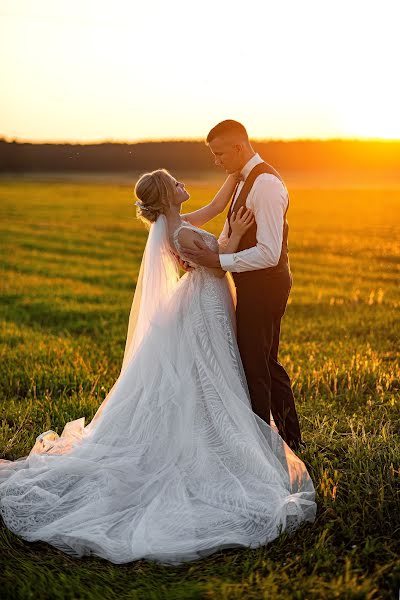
240;153;264;181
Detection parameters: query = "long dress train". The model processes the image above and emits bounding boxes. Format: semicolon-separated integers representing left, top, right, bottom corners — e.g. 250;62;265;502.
0;216;316;565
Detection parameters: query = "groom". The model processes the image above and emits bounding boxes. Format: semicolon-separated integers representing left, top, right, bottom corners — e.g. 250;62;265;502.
182;120;303;451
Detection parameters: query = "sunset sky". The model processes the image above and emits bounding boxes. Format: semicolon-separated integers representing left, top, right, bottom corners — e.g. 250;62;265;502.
0;0;399;142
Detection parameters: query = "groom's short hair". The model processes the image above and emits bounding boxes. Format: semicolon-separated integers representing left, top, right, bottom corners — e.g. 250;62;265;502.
206;120;249;144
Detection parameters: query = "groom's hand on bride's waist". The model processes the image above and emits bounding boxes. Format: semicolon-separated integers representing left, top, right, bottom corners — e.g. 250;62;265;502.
171;251;195;272
180;240;221;268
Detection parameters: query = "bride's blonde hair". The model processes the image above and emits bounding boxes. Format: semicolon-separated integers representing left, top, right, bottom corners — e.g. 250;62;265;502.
134;169;175;225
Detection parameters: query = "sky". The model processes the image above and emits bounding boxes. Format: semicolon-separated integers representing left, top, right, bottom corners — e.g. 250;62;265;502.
0;0;399;142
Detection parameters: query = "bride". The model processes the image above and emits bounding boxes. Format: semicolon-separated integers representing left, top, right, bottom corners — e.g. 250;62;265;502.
0;169;316;565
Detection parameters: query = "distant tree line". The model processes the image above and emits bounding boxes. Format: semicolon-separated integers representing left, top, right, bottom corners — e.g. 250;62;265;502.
0;139;399;174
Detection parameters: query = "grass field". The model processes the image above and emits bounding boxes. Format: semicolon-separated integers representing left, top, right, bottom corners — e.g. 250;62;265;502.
0;173;399;599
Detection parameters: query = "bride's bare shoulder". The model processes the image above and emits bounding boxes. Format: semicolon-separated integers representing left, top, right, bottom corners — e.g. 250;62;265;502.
176;226;204;250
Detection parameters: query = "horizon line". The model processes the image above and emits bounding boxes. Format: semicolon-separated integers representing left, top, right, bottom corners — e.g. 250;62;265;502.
1;135;400;145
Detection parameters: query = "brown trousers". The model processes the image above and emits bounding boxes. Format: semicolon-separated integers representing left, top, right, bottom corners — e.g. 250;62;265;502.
234;268;302;449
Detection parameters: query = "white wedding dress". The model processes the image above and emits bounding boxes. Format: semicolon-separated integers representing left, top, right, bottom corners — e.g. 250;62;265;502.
0;216;316;565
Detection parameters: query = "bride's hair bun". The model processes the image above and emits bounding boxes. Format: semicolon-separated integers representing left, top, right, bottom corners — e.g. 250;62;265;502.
134;169;175;225
134;200;160;224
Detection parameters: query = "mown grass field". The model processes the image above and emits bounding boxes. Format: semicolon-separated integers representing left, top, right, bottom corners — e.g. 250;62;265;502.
0;172;399;599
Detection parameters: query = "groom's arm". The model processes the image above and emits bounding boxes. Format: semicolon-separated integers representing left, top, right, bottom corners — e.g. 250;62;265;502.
218;175;288;273
177;228;226;279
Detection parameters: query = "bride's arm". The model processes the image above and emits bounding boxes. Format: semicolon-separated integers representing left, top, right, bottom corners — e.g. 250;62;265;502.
182;174;239;227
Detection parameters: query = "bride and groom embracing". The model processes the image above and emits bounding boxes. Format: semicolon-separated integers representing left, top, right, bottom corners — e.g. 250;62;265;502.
0;120;316;565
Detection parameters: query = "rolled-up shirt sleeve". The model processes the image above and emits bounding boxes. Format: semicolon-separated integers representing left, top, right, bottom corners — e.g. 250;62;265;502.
219;175;288;272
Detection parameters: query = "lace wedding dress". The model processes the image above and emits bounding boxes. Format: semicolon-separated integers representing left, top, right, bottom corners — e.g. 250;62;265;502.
0;216;316;565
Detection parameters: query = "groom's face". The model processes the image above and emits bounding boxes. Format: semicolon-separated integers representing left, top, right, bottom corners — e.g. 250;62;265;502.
208;136;243;174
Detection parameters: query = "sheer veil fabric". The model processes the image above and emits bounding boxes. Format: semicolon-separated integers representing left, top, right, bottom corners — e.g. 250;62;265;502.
0;215;316;565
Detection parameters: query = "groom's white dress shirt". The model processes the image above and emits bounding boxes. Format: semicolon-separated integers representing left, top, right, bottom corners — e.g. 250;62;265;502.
218;153;289;272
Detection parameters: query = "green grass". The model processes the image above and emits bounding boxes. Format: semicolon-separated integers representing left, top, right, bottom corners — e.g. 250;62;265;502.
0;174;399;599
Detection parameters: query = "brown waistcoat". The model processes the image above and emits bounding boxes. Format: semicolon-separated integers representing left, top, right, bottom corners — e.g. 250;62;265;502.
227;162;290;286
